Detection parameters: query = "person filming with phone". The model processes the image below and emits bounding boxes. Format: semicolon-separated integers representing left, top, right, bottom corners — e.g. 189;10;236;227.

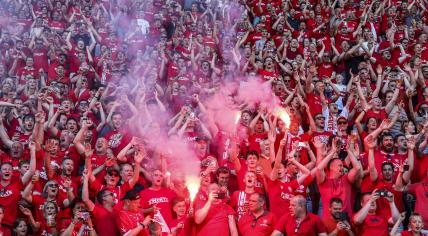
352;189;400;236
194;183;238;236
323;198;354;236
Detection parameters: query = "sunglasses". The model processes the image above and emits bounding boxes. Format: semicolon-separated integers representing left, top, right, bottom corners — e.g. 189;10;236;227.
338;121;347;125
48;184;58;188
108;173;119;177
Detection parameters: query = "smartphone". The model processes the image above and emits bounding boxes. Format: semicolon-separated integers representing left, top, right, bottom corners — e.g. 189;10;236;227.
81;212;90;221
339;212;348;221
376;189;387;197
216;192;226;199
403;165;409;171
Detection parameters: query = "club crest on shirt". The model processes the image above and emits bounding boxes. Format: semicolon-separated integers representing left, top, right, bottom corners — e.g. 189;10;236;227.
109;133;123;148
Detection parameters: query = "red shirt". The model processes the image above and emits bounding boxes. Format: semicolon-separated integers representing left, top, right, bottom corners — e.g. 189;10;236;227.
407;178;428;228
372;150;403;177
355;214;388;236
115;208;148;236
0;179;23;226
230;190;252;220
267;177;313;219
238;211;276;236
139;187;177;228
323;216;350;236
318;174;353;218
194;200;235;236
104;128;132;156
237;162;265;193
91;204;120;236
274;212;327;236
306;91;323;115
90;180;131;206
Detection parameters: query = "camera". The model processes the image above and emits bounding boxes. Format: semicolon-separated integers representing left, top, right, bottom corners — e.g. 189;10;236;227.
216;192;226;199
376;189;388;197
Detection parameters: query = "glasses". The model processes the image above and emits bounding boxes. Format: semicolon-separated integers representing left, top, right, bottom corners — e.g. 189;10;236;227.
109;173;119;177
338;121;347;125
48;184;58;188
316;117;325;120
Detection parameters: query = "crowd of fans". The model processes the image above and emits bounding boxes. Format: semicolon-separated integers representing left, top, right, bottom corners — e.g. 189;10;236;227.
0;0;428;235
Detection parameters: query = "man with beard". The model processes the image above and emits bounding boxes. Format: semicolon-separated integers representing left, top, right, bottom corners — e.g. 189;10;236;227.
0;140;36;228
238;193;276;236
140;169;177;233
272;195;327;236
323;198;354;236
368;132;402;175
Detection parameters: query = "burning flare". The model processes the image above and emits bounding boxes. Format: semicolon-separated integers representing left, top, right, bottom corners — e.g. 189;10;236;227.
186;176;200;202
275;107;291;128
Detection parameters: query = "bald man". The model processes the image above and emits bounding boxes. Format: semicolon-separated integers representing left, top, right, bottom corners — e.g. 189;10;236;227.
271;195;327;236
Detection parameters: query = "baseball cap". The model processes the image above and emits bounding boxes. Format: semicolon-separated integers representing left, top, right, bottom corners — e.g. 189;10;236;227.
121;187;143;201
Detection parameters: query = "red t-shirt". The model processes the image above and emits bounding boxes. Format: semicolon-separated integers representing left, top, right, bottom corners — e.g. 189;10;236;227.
194;200;235;236
306;91;323;115
90;180;130;206
230;190;253;220
237;162;265;193
407;178;428;228
139;187;177;228
318;174;354;218
355;214;389;236
91;204;120;236
0;179;23;226
238;211;276;236
274;213;326;236
115;209;148;236
267;176;313;219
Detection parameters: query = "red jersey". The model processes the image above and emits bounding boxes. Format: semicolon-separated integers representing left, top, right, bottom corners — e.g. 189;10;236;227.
238;211;276;236
318;174;354;218
230;190;252;220
194;199;236;236
115;209;148;236
274;212;327;236
267;176;313;219
408;178;428;228
0;179;23;226
91;204;120;236
139;187;177;228
355;214;389;236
